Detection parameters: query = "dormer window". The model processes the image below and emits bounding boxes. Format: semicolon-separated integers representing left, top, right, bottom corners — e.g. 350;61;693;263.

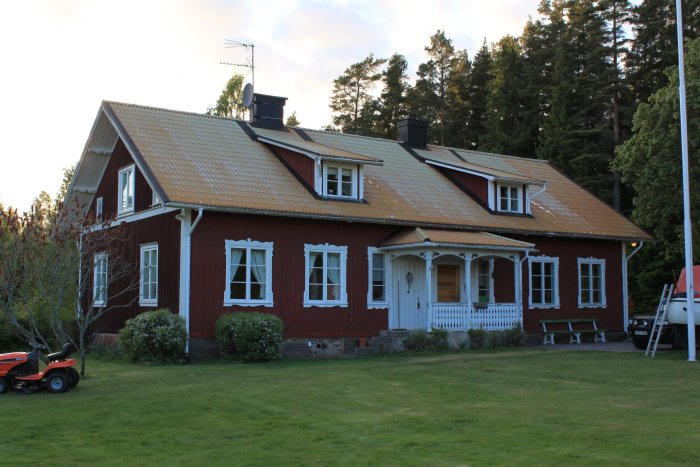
118;164;135;214
497;184;522;213
323;163;358;198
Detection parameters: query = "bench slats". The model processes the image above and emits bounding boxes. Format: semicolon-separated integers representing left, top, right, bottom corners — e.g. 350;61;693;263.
540;319;606;345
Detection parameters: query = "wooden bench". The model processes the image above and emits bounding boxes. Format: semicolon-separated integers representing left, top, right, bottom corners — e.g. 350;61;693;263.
540;319;607;345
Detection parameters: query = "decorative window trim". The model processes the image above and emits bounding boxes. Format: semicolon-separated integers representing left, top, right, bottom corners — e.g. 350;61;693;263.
95;197;103;221
118;164;135;215
139;243;158;307
304;243;348;307
93;252;108;307
496;182;522;213
321;162;359;199
223;239;274;307
528;255;560;309
577;257;606;308
367;247;388;309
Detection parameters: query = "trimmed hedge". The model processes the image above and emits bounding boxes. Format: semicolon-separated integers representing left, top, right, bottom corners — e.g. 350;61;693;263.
119;309;188;363
215;312;283;362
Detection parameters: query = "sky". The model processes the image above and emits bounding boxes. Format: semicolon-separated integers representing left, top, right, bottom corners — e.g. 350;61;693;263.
0;0;542;212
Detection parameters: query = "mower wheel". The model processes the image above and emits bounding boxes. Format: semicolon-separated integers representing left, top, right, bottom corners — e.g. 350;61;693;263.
67;368;80;388
46;372;68;394
0;377;7;394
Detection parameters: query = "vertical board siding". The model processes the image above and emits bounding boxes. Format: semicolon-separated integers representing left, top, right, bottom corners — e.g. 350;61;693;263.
438;168;489;207
189;212;394;339
86;211;180;333
512;236;624;333
493;258;515;303
88;139;154;221
267;146;315;189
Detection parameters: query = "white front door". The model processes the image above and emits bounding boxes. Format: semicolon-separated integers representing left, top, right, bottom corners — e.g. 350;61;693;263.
391;256;427;330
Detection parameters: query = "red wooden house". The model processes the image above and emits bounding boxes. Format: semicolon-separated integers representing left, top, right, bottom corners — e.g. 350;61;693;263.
65;94;650;355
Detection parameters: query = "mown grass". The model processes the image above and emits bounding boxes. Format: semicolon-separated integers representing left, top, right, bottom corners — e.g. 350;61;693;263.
4;348;700;466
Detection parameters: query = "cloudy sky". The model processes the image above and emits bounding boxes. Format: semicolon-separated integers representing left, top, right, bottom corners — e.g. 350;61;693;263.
0;0;542;212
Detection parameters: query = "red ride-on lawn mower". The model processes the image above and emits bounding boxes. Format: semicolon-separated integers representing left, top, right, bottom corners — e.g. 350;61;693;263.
0;343;79;394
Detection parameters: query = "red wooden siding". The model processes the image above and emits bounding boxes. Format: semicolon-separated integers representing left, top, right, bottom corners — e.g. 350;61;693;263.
88;139;154;221
493;258;515;303
189;212;395;339
515;236;624;333
266;145;315;189
87;211;180;333
438;168;489;207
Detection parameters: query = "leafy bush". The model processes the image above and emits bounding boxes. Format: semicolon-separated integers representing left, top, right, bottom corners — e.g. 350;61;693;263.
119;309;187;363
215;312;283;362
468;326;523;349
90;341;125;360
468;328;488;349
403;329;450;352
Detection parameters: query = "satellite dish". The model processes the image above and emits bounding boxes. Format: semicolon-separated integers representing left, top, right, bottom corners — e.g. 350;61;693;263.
242;83;254;108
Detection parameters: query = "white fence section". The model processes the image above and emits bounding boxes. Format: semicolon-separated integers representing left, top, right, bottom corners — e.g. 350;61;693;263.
431;303;521;331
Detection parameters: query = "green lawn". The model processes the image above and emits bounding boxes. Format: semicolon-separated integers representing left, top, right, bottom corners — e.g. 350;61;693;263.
4;348;700;466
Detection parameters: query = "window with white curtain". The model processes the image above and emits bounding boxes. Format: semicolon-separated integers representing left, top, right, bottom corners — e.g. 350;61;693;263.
139;243;158;306
304;244;348;307
118;165;135;214
224;240;273;306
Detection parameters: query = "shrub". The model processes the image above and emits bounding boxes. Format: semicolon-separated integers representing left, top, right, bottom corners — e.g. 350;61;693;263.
468;328;488;349
215;312;283;363
119;309;187;363
403;329;450;352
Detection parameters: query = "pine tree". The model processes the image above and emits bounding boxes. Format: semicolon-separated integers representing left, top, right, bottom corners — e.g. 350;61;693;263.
443;50;471;148
410;30;459;145
329;54;387;135
465;39;493;149
377;53;410;139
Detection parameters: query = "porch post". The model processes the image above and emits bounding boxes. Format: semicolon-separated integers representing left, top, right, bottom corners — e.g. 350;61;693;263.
464;255;472;330
425;252;433;332
513;255;523;328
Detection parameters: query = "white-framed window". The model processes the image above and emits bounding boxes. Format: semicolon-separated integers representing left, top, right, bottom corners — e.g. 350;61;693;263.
93;252;108;307
304;243;348;307
140;243;158;306
578;257;606;308
477;259;493;303
95;197;103;221
529;255;559;308
497;183;521;213
367;248;387;308
118;164;135;214
224;239;273;306
322;163;357;199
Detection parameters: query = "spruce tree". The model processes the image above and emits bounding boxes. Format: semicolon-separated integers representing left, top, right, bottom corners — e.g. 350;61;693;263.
377;53;410;139
465;40;493;149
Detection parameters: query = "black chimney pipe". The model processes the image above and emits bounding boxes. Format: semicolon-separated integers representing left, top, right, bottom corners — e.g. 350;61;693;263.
397;115;428;148
252;93;287;130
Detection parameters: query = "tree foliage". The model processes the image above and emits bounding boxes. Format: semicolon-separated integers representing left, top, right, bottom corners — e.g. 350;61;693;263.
208;73;248;118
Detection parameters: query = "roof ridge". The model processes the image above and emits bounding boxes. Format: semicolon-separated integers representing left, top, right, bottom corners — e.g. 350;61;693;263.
102;100;247;124
447;146;551;165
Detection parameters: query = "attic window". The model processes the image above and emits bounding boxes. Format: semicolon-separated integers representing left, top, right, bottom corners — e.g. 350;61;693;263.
497;184;521;213
323;163;358;199
118;164;135;214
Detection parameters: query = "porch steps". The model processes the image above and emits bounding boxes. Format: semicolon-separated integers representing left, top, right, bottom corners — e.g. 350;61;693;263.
353;330;412;356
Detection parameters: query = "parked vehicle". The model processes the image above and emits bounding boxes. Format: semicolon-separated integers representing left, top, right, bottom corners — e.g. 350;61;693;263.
628;266;700;350
0;343;79;394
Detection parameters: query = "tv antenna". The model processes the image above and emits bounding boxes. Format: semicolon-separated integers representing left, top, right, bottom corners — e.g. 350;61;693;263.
220;39;255;92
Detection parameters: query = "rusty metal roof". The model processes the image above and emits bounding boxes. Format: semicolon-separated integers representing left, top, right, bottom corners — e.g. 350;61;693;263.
95;101;651;241
381;228;535;250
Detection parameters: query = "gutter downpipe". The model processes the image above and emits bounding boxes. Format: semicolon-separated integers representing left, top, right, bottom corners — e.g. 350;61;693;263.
178;208;204;353
622;241;644;331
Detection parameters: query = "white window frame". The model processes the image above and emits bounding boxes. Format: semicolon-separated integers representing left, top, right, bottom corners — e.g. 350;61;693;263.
118;164;135;215
139;243;158;307
322;162;358;199
477;258;494;304
367;247;388;308
93;252;108;307
578;257;606;308
95;197;103;221
223;239;274;307
304;243;348;307
497;183;522;213
528;255;560;309
152;190;161;207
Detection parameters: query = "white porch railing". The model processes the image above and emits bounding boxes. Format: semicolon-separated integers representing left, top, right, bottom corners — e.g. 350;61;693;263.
431;303;521;331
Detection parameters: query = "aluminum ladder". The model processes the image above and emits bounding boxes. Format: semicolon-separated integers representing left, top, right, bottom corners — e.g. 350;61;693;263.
645;284;674;357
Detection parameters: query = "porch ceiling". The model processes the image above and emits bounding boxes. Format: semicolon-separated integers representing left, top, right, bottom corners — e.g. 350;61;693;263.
380;227;535;251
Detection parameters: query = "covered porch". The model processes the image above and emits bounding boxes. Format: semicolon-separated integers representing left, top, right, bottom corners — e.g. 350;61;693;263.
381;228;534;332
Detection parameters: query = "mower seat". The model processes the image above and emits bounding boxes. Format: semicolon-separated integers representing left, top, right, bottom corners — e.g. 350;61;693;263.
47;343;74;362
